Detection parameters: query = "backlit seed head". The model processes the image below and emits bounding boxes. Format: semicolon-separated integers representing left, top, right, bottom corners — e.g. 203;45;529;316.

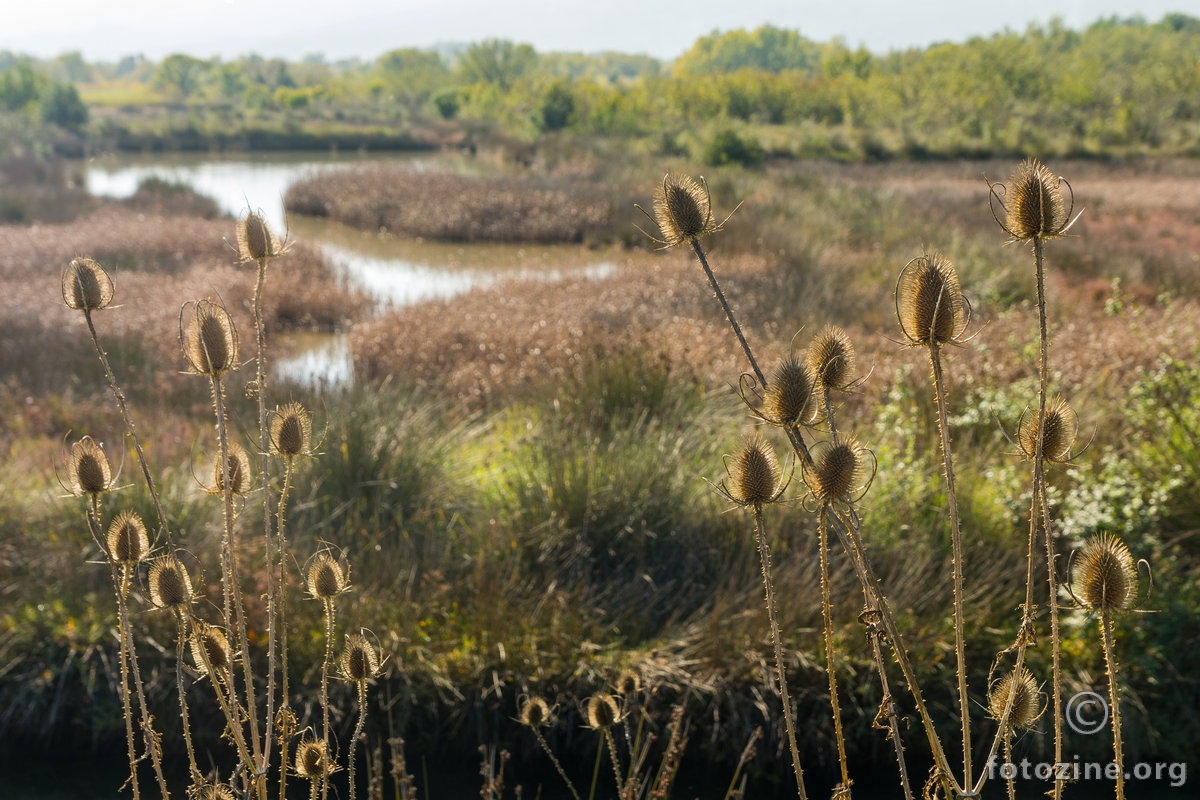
340;633;379;683
585;693;620;730
805;439;867;505
1072;533;1137;612
1003;159;1069;241
615;669;641;697
294;738;333;780
211;442;252;496
307;551;348;600
807;325;856;391
237;212;281;262
652;173;716;247
988;667;1043;731
275;706;299;739
106;510;149;564
270;402;313;458
69;436;112;496
519;696;551;728
190;621;233;676
62;257;114;311
194;784;237;800
182;299;239;377
148;555;193;609
723;437;783;507
762;357;818;426
1018;396;1078;463
896;253;968;346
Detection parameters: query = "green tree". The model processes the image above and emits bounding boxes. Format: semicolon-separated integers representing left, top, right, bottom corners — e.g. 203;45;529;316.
154;54;210;101
457;39;537;90
374;48;449;113
538;81;575;130
40;81;88;130
674;25;820;75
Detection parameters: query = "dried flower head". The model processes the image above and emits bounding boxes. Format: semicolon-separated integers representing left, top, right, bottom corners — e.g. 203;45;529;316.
106;510;149;565
761;357;818;426
1072;534;1137;612
340;632;380;683
1018;396;1079;463
211;441;252;496
615;669;641;697
896;253;969;346
62;257;114;312
994;159;1073;241
519;696;552;728
69;436;113;497
182;298;239;377
306;551;349;600
190;621;233;677
585;693;620;730
988;667;1043;731
651;173;717;247
804;438;870;505
237;212;281;262
722;436;784;507
807;325;856;391
294;737;334;780
148;555;193;610
269;402;313;459
194;784;237;800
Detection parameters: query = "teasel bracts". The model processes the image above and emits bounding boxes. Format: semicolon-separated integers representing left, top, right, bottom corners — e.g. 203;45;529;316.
988;666;1043;731
148;555;193;610
236;211;281;262
1001;159;1071;241
62;257;114;312
1018;395;1078;463
181;298;239;377
723;436;784;506
106;509;149;565
762;356;818;426
652;173;717;247
69;436;113;497
1072;533;1137;612
896;252;968;346
807;325;856;392
804;438;869;505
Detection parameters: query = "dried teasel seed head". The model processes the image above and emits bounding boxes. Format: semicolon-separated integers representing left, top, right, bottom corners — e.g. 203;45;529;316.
652;173;716;247
519;696;552;728
237;212;280;262
724;436;783;507
182;299;239;377
762;357;818;426
270;402;313;458
1072;533;1137;612
194;785;237;800
585;693;620;730
275;706;299;739
294;738;333;780
212;441;252;495
1018;396;1078;463
615;670;641;697
807;325;856;391
62;257;114;311
1003;159;1069;241
106;510;149;564
148;555;193;609
340;633;379;683
896;253;968;346
307;551;348;600
190;621;233;676
988;667;1042;731
805;438;867;505
70;436;112;496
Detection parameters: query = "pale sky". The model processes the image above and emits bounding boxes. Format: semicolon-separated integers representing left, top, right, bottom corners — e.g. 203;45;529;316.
1;0;1192;62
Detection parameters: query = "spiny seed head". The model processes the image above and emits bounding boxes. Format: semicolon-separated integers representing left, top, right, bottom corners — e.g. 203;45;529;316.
652;172;715;247
724;436;782;507
212;442;251;495
519;696;552;728
1073;533;1137;612
988;667;1042;731
585;693;620;730
1003;159;1069;241
294;738;332;780
195;785;237;800
805;439;867;505
182;299;239;377
70;436;112;496
807;325;856;391
340;633;379;683
275;706;299;739
62;257;114;311
897;253;967;346
615;670;641;697
762;357;818;426
236;212;280;262
1018;396;1078;463
270;402;313;458
190;621;232;676
148;555;192;609
307;552;348;600
106;510;149;564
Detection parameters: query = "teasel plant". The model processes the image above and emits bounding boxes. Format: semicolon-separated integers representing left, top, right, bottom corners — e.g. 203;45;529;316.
306;547;351;800
986;667;1044;800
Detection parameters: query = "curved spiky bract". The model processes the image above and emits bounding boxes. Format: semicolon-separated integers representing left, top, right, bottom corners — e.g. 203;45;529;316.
1073;533;1137;612
896;253;968;346
807;325;856;391
195;784;237;800
237;212;281;262
106;510;149;564
69;436;112;497
585;693;620;730
210;440;252;496
1018;395;1078;462
520;696;552;728
615;669;641;697
294;737;333;780
723;436;784;507
1003;159;1070;241
148;555;193;609
182;298;239;377
62;257;114;312
762;357;819;426
339;633;379;683
306;551;349;600
988;667;1043;731
805;439;868;505
652;172;716;247
270;402;313;458
190;621;234;677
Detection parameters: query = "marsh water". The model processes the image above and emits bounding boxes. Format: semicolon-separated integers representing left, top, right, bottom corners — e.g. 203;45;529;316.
83;151;618;385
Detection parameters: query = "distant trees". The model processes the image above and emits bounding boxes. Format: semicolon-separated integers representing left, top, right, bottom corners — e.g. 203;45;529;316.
457;40;537;90
153;54;209;101
674;25;821;75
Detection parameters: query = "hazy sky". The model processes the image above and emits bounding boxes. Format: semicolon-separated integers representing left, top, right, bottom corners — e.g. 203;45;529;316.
1;0;1191;62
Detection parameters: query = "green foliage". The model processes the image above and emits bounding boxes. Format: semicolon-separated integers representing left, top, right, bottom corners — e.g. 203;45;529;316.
39;81;88;130
700;127;765;167
457;39;537;90
537;80;575;131
432;88;462;119
153;53;210;101
675;24;820;75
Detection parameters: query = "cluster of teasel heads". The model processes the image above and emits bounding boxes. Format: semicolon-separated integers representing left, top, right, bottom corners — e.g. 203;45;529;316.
61;213;380;800
649;162;1147;800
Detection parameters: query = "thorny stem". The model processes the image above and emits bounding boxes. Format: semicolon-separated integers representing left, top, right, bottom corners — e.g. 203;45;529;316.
276;459;296;800
533;728;583;800
108;560;142;800
689;237;767;389
188;613;258;782
752;504;808;800
866;622;914;800
818;511;852;795
173;613;202;785
321;597;336;800
1099;610;1126;800
348;680;369;800
602;728;626;799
